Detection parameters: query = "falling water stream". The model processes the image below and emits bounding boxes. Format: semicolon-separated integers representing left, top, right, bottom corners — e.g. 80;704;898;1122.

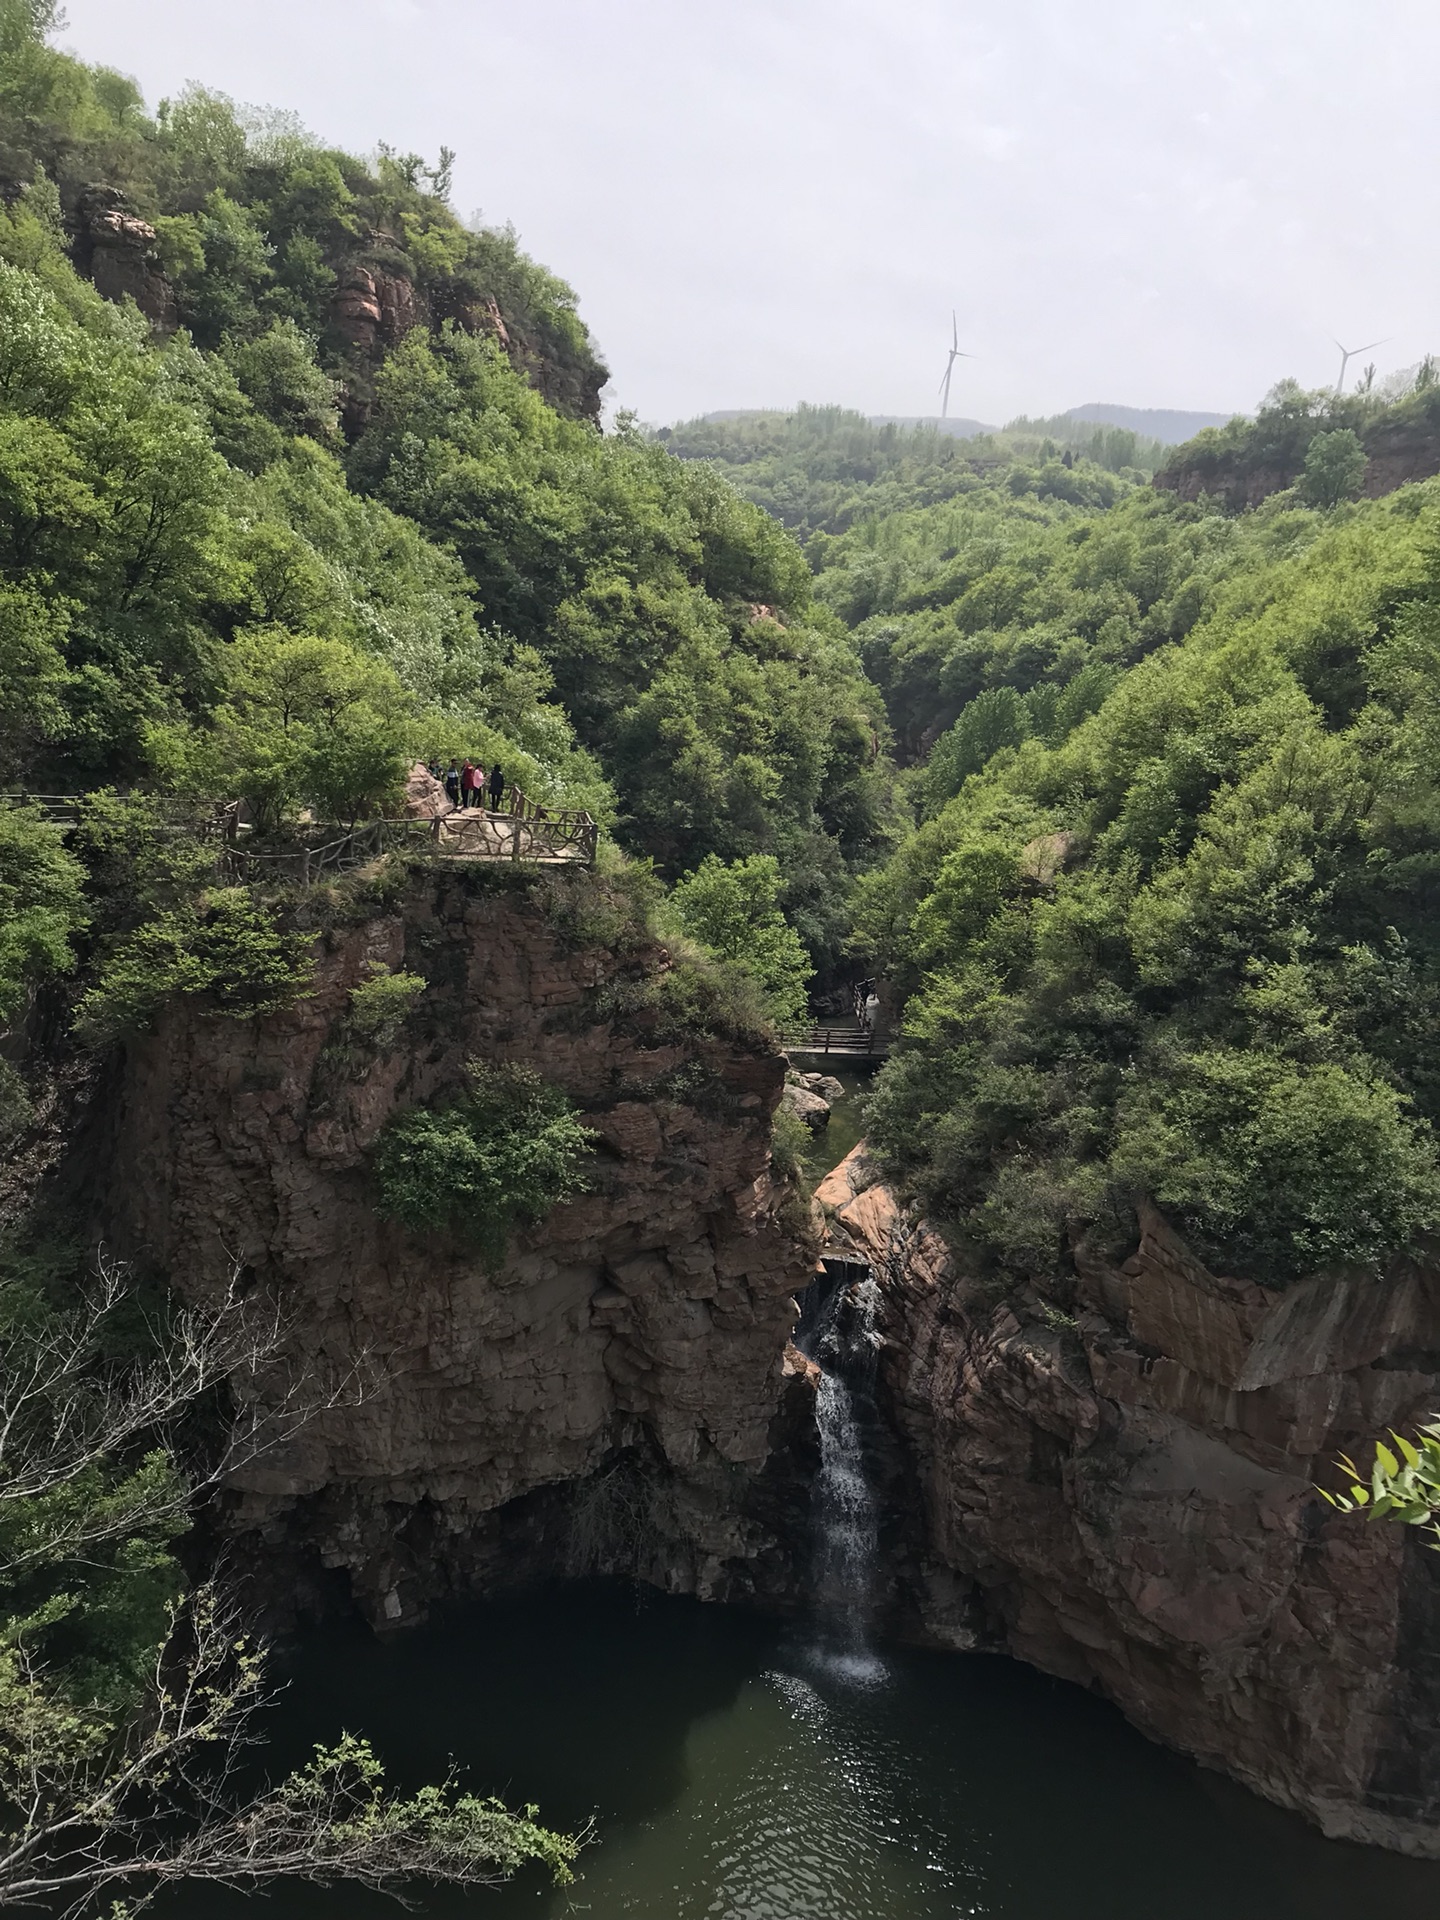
807;1274;886;1681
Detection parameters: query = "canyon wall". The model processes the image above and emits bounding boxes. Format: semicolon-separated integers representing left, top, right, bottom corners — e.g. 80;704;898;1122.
819;1145;1440;1856
91;867;815;1626
74;858;1440;1853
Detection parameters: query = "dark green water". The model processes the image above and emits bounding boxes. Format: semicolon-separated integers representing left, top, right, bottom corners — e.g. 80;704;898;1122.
796;1061;875;1184
161;1585;1440;1920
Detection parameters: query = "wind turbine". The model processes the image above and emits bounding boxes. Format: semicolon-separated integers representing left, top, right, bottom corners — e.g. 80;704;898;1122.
1332;334;1389;395
938;311;975;419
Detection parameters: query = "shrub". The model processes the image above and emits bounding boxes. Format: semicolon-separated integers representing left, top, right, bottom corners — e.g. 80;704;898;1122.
769;1103;812;1184
0;807;88;1023
1300;428;1366;509
76;889;315;1042
373;1062;594;1260
346;965;426;1043
1110;1048;1440;1282
667;854;812;1026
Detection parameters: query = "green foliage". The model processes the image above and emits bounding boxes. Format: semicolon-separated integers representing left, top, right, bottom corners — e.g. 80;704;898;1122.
1160;373;1440;512
349;340;891;899
1321;1424;1440;1547
660;404;1143;546
1300;427;1367;509
667;854;813;1025
241;1732;580;1884
769;1102;813;1184
1110;1049;1440;1277
0;806;87;1019
346;963;426;1042
76;887;314;1042
158;628;415;828
374;1062;594;1259
863;481;1440;1287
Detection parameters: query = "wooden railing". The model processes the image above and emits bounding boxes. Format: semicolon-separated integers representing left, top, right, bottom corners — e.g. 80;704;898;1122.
780;1023;889;1058
218;807;597;884
0;793;86;825
3;793;598;877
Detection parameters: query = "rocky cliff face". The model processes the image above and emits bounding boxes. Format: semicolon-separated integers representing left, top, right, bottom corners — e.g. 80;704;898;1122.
819;1145;1440;1856
1155;411;1440;510
91;868;815;1626
71;186;176;332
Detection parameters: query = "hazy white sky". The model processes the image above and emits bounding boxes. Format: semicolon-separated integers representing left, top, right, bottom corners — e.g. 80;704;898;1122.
59;0;1439;425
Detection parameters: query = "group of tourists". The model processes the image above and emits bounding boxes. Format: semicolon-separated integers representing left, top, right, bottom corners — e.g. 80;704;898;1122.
431;760;506;811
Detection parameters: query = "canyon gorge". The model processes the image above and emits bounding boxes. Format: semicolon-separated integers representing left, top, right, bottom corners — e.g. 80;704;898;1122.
47;862;1440;1862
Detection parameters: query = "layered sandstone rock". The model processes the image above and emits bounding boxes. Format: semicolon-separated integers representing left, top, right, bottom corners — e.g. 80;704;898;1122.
330;262;421;354
95;869;814;1625
73;186;176;330
823;1144;1440;1855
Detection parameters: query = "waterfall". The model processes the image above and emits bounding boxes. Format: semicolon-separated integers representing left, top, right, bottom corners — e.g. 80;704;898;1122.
807;1274;885;1682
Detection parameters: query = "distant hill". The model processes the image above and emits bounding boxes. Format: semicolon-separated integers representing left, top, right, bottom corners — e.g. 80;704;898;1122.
701;405;1230;447
868;414;996;440
702;409;995;438
1062;403;1236;444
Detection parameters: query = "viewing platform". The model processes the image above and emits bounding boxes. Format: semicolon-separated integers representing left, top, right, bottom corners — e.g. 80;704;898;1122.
1;788;599;878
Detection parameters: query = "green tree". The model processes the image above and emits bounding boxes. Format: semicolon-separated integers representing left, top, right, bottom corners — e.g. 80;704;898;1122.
0;1251;579;1908
668;853;814;1026
163;630;414;829
75;887;315;1041
0;807;87;1021
1300;427;1367;508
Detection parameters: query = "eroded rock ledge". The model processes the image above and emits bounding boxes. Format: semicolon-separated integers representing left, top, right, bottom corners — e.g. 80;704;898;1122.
93;869;816;1624
818;1143;1440;1856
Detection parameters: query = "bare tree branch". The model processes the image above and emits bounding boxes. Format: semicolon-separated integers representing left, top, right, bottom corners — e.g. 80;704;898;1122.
0;1257;574;1913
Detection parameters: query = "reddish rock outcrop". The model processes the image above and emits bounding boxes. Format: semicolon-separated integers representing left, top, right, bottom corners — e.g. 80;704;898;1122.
94;869;814;1625
824;1144;1440;1855
73;186;176;331
1155;405;1440;511
331;263;420;354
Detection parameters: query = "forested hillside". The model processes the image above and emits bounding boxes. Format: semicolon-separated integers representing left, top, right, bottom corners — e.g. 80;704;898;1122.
662;374;1440;1299
1156;369;1440;510
0;3;896;984
659;403;1158;545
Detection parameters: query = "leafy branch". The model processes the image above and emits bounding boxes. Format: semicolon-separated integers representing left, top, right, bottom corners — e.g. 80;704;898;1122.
1319;1422;1440;1546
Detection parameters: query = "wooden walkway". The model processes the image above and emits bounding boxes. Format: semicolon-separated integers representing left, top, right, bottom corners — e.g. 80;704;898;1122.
0;792;599;876
782;1021;891;1060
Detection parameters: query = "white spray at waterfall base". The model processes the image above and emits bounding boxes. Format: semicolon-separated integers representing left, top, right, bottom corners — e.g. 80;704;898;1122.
809;1276;887;1685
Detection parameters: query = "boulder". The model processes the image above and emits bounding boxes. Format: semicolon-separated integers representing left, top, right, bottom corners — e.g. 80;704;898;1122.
402;762;452;819
781;1083;830;1131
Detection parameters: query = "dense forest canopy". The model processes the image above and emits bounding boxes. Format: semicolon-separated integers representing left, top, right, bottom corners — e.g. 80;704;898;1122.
859;469;1440;1290
659;370;1440;1301
659;402;1158;545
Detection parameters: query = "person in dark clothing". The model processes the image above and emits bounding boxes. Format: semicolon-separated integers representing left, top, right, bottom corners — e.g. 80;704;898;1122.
488;764;505;810
444;761;461;807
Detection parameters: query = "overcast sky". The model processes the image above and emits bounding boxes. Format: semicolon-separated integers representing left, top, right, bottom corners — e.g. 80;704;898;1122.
59;0;1439;426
